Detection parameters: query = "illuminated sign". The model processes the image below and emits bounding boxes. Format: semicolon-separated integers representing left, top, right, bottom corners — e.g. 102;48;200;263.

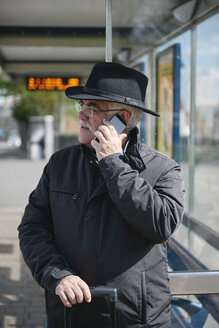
27;77;80;91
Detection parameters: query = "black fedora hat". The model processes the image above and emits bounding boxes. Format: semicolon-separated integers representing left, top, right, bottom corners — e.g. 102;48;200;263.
65;62;159;117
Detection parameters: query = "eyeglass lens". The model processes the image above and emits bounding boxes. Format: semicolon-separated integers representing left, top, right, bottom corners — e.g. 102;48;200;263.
75;103;94;117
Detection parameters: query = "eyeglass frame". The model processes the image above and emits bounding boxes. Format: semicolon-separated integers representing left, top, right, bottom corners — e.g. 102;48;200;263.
74;102;126;117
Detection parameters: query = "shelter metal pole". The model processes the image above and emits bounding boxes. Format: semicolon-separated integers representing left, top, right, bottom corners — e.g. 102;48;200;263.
188;25;197;252
105;0;112;62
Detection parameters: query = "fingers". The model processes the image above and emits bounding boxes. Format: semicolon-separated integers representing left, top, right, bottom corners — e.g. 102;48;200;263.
94;130;106;143
58;290;72;307
96;124;113;141
91;118;127;160
78;279;92;303
90;138;99;150
72;284;84;303
103;118;119;136
95;118;118;140
55;275;91;307
119;133;127;142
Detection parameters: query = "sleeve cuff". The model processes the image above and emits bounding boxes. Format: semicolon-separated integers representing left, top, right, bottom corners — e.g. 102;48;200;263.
44;268;75;294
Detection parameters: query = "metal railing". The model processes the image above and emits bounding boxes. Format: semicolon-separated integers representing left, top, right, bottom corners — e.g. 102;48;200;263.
183;214;219;251
169;237;219;324
169;270;219;295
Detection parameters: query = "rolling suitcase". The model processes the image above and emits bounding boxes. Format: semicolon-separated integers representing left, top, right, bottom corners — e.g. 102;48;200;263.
64;286;118;328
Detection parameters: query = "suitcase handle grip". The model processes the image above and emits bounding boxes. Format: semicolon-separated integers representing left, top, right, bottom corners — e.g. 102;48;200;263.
64;286;117;328
90;286;117;302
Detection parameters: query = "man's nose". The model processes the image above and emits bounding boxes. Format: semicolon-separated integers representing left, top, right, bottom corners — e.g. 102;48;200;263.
78;110;89;120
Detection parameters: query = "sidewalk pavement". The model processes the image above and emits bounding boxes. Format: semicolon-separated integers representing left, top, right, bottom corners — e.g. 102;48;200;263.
0;156;47;328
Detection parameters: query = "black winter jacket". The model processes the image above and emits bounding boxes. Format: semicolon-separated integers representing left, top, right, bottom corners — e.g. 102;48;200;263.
18;129;184;328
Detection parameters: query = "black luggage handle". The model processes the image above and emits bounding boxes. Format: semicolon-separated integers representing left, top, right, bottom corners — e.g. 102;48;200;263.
64;286;117;328
90;286;117;302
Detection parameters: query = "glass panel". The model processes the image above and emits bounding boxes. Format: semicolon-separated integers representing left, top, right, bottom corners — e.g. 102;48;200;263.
153;14;219;271
194;13;219;234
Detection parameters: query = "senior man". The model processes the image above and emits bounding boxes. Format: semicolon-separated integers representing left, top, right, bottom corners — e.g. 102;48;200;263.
18;62;184;328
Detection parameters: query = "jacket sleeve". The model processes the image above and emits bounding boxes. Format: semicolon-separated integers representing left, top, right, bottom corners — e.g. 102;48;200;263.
18;156;74;294
99;153;185;243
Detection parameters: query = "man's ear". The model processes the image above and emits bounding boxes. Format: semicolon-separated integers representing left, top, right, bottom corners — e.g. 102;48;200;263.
120;110;131;124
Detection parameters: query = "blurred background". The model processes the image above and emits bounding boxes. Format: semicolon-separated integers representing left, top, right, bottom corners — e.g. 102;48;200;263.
0;0;218;327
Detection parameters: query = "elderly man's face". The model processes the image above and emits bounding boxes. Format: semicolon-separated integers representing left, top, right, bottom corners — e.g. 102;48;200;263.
77;100;117;147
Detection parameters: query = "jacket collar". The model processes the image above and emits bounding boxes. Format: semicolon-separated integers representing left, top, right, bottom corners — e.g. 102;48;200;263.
125;127;153;173
80;144;99;168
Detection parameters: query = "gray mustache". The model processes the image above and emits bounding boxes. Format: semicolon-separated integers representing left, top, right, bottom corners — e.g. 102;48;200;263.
79;120;92;131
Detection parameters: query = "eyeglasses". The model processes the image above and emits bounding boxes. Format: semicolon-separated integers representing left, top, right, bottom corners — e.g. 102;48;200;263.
74;102;125;117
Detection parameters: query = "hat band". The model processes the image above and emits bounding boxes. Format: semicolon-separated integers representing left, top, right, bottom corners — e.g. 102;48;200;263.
83;86;146;109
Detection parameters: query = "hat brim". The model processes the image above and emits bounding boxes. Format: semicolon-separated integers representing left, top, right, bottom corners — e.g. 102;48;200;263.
65;86;160;117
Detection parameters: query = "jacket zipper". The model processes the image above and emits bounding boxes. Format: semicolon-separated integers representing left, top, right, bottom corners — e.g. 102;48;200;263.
141;271;147;324
74;194;104;286
73;203;87;276
93;212;102;285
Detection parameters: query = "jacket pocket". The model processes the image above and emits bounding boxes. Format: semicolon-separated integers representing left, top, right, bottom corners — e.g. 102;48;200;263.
145;258;171;326
141;271;147;324
50;186;81;199
50;186;83;219
49;187;84;259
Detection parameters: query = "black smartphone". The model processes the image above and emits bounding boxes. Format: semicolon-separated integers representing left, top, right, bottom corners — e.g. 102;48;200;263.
109;114;127;134
95;114;127;142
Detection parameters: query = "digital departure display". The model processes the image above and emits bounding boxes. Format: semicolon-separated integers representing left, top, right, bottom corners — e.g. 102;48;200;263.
27;77;80;91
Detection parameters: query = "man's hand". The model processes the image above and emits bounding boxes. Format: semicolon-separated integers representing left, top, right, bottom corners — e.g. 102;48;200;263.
55;275;91;307
91;118;127;161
